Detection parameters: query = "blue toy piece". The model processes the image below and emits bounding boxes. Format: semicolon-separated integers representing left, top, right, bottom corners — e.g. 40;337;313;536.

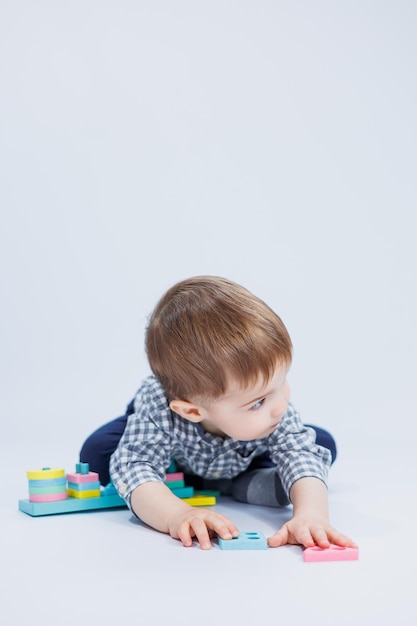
75;462;90;475
67;481;101;491
18;493;127;516
101;482;118;496
218;531;268;550
170;486;194;498
165;479;185;490
166;459;177;473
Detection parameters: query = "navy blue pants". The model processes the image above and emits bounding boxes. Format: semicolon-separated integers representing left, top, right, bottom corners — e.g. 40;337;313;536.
80;398;337;486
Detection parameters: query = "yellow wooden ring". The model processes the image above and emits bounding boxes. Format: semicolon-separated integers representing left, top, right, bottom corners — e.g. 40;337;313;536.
26;468;65;480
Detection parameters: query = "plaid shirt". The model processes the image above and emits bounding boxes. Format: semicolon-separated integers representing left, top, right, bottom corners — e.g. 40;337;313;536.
110;375;331;508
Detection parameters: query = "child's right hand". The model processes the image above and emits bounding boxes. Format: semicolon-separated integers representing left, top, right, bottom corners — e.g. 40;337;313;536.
131;482;239;550
167;506;240;550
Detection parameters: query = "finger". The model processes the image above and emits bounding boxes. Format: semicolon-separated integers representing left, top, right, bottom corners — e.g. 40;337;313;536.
208;516;240;540
267;524;289;548
189;518;213;550
310;524;358;549
325;529;358;549
310;528;331;549
175;521;194;548
295;528;316;548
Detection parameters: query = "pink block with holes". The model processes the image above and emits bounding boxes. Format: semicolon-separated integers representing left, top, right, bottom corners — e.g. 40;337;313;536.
304;544;359;562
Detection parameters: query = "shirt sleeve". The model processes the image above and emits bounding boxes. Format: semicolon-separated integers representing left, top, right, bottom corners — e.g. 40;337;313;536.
109;381;173;509
267;403;332;500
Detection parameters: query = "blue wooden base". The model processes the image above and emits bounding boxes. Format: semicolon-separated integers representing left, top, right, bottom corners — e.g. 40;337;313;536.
18;493;127;516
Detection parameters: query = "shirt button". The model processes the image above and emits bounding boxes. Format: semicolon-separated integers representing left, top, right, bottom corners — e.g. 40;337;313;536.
211;471;222;478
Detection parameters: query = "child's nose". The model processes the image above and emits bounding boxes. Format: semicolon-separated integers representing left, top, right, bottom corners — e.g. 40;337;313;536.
272;398;288;420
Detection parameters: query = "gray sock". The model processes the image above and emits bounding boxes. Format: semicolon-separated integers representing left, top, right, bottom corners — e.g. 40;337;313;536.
231;468;290;507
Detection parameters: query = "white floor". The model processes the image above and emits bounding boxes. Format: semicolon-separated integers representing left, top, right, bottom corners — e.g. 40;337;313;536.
1;2;416;624
2;429;416;626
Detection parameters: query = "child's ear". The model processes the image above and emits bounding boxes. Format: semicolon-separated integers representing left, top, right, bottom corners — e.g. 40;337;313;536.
169;400;203;423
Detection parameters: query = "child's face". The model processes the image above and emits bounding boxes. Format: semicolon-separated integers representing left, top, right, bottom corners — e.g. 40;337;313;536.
198;364;291;441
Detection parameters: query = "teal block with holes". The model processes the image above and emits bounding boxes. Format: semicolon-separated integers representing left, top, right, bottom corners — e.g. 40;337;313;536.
218;531;268;550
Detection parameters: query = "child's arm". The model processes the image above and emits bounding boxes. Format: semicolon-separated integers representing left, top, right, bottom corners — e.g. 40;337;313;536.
267;476;357;549
130;482;239;550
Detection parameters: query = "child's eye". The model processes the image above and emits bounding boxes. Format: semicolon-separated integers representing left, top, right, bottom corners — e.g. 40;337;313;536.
250;398;265;410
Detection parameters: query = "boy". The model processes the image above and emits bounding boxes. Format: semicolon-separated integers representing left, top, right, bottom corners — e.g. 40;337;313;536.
80;276;356;551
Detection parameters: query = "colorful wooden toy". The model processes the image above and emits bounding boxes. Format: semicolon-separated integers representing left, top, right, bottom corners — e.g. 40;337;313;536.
19;463;118;515
65;463;101;498
27;467;67;503
19;463;218;516
18;493;127;516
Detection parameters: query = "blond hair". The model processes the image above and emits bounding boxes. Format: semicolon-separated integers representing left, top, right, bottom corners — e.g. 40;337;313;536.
145;276;292;402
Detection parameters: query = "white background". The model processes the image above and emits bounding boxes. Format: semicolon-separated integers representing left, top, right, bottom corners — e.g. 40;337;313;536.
1;2;416;624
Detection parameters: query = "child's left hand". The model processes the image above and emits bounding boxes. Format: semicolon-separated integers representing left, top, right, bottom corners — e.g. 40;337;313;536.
267;513;357;549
